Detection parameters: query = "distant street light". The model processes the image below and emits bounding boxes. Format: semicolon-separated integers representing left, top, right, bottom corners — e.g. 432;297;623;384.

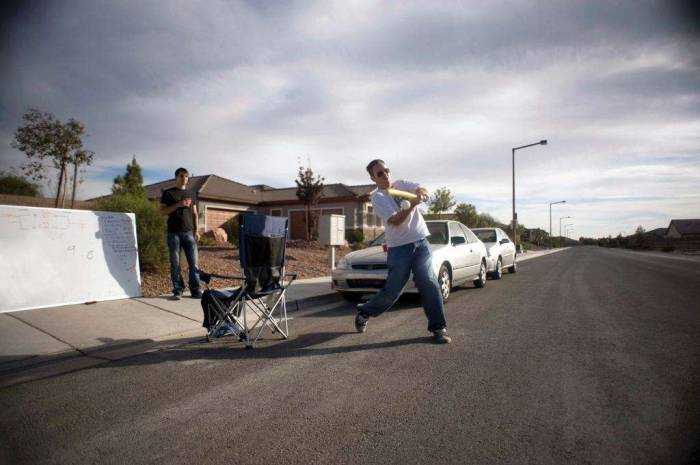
564;224;574;242
549;200;566;248
512;139;547;251
559;215;571;241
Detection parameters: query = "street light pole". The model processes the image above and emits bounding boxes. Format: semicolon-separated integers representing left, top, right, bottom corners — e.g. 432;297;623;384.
512;139;547;251
549;200;566;248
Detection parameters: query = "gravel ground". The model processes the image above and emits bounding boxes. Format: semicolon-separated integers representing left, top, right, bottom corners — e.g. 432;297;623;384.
141;240;350;296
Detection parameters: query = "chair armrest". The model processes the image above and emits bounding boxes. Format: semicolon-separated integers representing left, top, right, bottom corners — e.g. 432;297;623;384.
283;273;297;287
199;271;244;284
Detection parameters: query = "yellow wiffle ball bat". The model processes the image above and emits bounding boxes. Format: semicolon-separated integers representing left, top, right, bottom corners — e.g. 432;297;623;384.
386;188;419;200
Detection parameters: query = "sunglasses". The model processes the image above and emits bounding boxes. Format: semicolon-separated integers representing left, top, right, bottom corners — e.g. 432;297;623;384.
374;168;390;178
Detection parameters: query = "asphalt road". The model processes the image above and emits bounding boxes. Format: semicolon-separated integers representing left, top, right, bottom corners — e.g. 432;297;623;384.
1;247;699;465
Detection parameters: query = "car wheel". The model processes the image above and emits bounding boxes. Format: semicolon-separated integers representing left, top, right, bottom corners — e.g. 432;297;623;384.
340;292;363;302
491;257;502;280
474;260;486;288
438;264;451;302
508;258;517;274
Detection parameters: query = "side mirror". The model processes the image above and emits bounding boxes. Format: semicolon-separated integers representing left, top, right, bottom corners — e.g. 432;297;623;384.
500;238;509;244
451;236;466;246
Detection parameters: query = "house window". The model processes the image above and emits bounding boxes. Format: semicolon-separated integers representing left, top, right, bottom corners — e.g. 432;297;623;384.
270;208;283;217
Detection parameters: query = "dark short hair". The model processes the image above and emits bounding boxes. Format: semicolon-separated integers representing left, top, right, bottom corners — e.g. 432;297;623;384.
366;159;385;175
175;167;189;177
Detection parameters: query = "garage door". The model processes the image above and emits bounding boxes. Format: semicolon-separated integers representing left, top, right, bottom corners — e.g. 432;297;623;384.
206;208;239;231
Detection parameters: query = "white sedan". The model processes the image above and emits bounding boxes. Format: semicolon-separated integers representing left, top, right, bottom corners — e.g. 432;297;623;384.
472;227;517;279
332;220;487;302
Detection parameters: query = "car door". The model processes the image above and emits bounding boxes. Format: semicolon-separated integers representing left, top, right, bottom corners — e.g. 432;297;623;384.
498;229;515;266
459;223;484;277
447;222;472;282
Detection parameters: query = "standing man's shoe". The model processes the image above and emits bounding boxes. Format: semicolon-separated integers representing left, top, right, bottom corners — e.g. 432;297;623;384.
173;289;183;300
190;289;203;299
355;312;369;333
432;328;452;344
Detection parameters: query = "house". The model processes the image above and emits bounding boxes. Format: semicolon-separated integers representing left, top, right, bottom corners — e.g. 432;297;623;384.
143;174;383;241
665;219;700;239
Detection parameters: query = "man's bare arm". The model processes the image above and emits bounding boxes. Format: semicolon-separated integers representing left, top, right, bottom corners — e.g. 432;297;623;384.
192;205;200;240
386;186;428;226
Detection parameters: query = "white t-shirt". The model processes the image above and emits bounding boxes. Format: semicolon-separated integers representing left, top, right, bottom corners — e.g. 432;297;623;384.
372;180;430;247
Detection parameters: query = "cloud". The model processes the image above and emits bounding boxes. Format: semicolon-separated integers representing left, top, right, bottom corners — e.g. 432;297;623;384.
0;0;698;238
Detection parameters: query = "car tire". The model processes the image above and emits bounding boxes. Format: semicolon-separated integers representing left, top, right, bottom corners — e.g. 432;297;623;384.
438;264;451;302
340;292;363;302
491;257;502;280
474;260;486;288
508;258;517;274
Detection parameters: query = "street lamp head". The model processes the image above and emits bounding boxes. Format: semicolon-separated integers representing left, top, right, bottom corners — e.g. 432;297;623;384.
540;139;547;145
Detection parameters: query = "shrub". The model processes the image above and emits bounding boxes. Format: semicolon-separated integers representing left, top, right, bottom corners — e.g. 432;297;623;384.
351;242;366;251
348;228;364;244
94;193;169;272
661;246;675;253
222;216;240;245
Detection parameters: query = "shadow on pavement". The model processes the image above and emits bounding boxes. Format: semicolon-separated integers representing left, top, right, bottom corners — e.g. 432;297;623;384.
100;331;432;368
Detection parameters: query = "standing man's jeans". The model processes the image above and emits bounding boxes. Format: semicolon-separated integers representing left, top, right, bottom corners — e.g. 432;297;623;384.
359;238;447;332
167;231;200;293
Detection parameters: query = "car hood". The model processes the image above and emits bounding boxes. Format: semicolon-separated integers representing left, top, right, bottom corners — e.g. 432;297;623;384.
346;243;449;264
345;246;387;264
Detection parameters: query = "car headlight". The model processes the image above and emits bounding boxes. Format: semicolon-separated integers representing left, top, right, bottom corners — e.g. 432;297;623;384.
337;257;350;270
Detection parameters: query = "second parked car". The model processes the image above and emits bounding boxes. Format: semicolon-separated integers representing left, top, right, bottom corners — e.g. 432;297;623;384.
471;227;517;279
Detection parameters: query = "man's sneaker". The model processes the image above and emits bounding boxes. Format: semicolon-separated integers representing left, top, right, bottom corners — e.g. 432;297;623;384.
432;328;452;344
355;312;369;333
173;289;183;300
190;289;203;299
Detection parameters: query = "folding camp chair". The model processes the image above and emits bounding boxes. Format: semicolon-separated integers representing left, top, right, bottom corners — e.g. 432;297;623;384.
199;213;296;349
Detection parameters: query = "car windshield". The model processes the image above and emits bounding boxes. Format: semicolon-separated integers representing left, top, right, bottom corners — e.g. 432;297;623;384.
426;222;448;245
475;230;497;243
369;233;385;246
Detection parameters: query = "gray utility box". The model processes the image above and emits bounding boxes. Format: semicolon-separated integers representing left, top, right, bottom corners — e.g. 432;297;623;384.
319;214;345;246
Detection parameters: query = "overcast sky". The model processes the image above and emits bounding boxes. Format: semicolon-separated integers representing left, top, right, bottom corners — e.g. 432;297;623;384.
1;0;698;238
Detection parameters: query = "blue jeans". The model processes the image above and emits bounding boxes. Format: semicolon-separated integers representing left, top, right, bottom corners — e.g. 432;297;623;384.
359;238;447;332
167;231;200;293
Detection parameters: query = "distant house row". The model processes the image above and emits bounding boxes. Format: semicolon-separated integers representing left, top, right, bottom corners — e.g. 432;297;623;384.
142;174;383;240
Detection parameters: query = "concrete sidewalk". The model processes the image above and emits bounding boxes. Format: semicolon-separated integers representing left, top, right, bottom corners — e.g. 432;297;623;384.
0;276;337;388
0;248;567;388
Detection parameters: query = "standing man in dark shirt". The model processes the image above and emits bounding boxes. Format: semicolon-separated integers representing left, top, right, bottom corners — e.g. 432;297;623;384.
160;167;202;299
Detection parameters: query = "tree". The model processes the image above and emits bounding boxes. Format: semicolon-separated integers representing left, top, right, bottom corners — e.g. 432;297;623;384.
476;212;499;228
428;186;455;218
96;158;167;271
454;203;478;227
69;149;95;208
112;156;146;197
0;171;41;197
295;164;325;240
635;225;646;235
12;108;94;208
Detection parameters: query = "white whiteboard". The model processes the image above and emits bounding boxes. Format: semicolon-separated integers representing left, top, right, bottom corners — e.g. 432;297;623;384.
0;205;141;312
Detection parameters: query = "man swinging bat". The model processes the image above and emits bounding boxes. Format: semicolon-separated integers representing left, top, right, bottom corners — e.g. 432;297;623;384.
355;159;451;344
